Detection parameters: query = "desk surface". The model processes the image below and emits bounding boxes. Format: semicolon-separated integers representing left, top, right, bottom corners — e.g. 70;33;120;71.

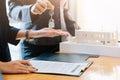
3;56;120;80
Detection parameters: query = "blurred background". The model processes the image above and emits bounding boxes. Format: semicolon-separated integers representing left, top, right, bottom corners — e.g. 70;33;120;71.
7;0;120;60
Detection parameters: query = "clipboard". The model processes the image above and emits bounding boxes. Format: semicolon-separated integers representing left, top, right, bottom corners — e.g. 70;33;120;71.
30;60;93;76
32;52;97;63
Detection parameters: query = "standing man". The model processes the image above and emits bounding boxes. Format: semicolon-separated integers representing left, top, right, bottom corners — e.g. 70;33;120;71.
8;0;78;59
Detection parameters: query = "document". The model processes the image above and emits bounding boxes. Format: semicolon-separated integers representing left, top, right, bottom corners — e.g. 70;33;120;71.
30;60;92;76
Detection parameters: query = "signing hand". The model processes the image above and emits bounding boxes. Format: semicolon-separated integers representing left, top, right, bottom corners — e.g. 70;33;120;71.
31;0;54;15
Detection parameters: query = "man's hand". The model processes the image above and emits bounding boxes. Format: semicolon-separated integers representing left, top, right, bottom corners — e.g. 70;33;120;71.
31;28;70;38
31;0;54;15
0;60;37;73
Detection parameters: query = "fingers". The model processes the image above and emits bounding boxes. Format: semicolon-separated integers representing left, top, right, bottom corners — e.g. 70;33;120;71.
34;28;70;38
17;66;37;73
37;0;47;14
50;29;70;37
13;60;37;73
46;1;54;10
43;28;70;37
31;1;47;15
31;0;54;15
18;60;32;66
56;30;70;36
18;60;37;72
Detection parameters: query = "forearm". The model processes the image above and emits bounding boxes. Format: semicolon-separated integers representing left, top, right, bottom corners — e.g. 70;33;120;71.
0;62;6;73
16;30;45;40
16;28;70;40
16;30;36;40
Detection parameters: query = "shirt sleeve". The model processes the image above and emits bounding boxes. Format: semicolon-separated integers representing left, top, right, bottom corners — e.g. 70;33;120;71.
7;26;20;45
8;0;38;23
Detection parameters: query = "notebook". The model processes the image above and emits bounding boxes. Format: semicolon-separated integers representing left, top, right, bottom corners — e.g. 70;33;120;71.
30;60;93;76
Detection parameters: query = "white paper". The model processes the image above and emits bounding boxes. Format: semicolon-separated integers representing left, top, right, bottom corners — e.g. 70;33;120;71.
30;60;91;76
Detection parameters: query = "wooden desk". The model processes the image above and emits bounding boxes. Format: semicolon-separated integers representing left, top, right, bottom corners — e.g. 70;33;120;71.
3;56;120;80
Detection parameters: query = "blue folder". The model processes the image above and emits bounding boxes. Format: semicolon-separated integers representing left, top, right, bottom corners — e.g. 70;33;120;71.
32;52;98;63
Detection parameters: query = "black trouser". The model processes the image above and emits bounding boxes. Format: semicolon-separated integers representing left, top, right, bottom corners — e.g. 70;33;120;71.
21;41;59;60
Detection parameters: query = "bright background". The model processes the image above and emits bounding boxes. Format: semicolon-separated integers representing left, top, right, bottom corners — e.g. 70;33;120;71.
71;0;120;32
8;0;120;60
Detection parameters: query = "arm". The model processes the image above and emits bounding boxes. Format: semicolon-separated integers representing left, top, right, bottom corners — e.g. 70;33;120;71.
8;0;34;22
64;0;79;36
0;60;37;73
16;28;70;40
8;0;54;23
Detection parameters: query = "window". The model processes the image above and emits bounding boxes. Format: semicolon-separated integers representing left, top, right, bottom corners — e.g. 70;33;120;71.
75;0;120;32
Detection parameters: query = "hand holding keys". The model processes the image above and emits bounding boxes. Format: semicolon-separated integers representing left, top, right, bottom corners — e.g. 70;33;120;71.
31;0;54;15
31;0;55;28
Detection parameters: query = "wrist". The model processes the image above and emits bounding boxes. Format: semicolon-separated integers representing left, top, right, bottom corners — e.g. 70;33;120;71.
25;30;29;41
0;62;6;72
25;30;37;41
28;30;38;39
